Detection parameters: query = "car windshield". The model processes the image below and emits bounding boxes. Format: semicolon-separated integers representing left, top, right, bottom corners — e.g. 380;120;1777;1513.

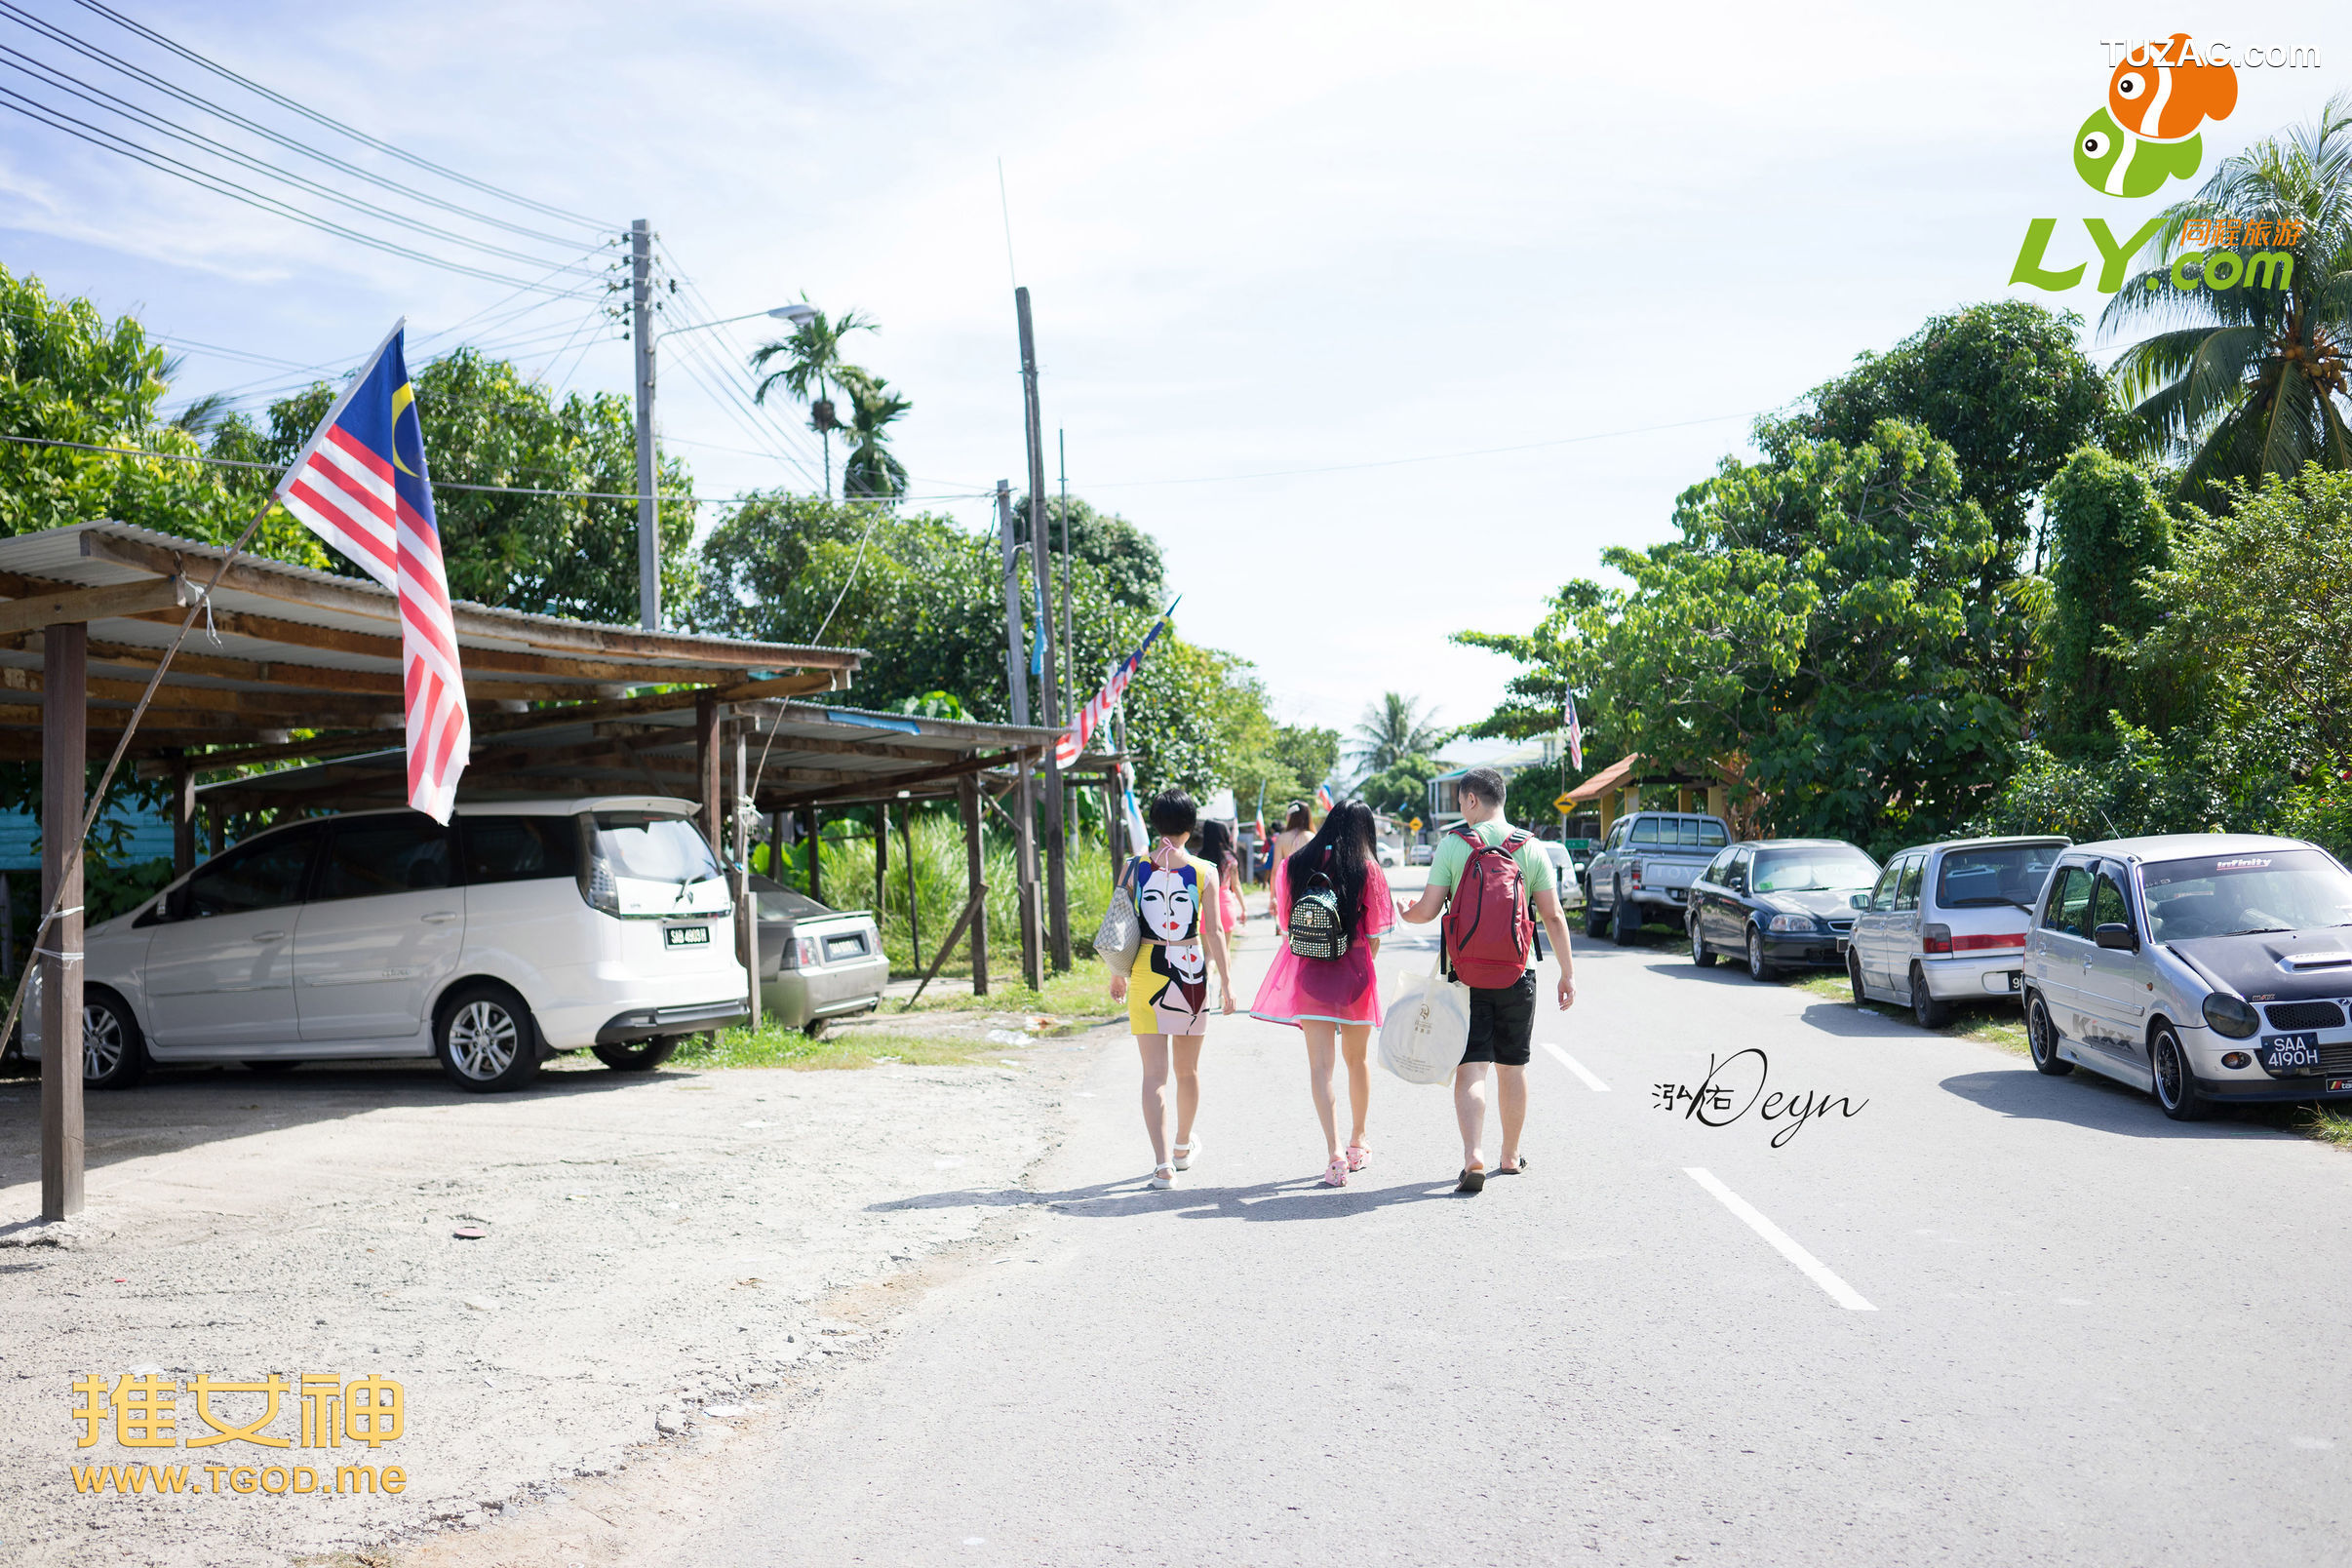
2142;848;2352;941
1752;848;1878;894
1937;843;2064;909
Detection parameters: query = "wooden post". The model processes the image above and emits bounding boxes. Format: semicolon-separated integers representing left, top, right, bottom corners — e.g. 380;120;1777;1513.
902;803;921;973
768;809;785;880
960;775;989;997
170;750;196;879
41;622;86;1222
733;725;759;1033
1014;758;1043;991
695;694;724;857
203;803;224;862
807;807;823;905
1103;775;1120;879
874;803;889;921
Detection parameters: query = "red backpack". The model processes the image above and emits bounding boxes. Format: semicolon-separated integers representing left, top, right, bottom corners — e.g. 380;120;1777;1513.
1443;823;1534;988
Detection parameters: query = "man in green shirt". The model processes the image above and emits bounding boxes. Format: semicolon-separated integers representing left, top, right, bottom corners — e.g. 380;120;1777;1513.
1398;767;1577;1192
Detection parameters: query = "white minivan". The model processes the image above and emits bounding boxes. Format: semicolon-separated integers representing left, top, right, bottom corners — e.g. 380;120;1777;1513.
25;797;748;1093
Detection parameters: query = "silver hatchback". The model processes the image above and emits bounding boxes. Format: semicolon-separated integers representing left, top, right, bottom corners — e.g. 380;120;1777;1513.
1846;836;2068;1027
2021;834;2352;1120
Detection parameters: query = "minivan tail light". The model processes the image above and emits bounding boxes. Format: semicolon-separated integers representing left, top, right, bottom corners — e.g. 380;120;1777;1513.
1920;923;1952;955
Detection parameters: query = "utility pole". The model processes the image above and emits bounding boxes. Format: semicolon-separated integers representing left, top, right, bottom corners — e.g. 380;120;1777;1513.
996;482;1042;988
1016;287;1070;971
1058;429;1073;721
996;482;1029;727
630;218;659;632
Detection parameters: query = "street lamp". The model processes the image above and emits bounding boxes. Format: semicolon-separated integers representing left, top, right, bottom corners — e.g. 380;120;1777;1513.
663;302;816;337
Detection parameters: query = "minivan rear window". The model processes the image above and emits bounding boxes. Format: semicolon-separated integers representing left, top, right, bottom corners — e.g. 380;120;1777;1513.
464;816;581;884
590;812;723;884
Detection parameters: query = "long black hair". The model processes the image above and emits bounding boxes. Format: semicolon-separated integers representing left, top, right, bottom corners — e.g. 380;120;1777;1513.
1198;818;1236;869
1286;800;1377;929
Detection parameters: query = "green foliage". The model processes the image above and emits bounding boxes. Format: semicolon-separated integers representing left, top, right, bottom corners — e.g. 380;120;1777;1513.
1454;581;1612;749
2038;448;2175;752
2100;92;2352;503
749;302;875;499
1350;691;1449;772
1756;299;2113;569
1355;753;1443;818
1016;493;1167;611
1231;722;1339;820
835;367;909;500
1505;765;1568;830
251;347;693;620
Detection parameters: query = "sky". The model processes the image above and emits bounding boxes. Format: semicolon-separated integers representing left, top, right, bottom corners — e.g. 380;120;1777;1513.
1;0;2343;750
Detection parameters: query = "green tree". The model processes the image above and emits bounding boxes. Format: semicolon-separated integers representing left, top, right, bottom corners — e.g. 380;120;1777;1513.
2037;448;2175;753
750;301;874;498
1350;691;1448;772
1355;753;1443;818
252;347;692;622
2101;92;2352;503
836;367;910;501
1016;493;1167;611
1756;299;2113;572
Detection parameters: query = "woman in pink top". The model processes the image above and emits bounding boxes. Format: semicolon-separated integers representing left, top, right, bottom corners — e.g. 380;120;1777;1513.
1199;819;1246;936
1250;801;1393;1187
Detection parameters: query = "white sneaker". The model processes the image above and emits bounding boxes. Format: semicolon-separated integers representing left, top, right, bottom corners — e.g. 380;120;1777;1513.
1149;1163;1176;1191
1173;1138;1199;1171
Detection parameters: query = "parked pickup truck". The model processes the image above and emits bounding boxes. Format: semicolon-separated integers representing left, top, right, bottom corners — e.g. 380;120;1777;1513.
1583;810;1733;942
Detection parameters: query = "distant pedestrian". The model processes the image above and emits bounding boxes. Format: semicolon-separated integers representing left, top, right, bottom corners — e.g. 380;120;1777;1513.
1396;767;1576;1193
1253;801;1393;1187
1273;800;1314;869
1108;790;1236;1189
1199;818;1248;935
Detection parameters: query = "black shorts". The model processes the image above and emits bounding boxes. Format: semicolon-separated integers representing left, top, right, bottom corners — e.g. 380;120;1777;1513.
1460;971;1537;1067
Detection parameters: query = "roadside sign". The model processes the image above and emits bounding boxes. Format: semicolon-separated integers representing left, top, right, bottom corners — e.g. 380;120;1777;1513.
1408;817;1422;832
1552;792;1578;814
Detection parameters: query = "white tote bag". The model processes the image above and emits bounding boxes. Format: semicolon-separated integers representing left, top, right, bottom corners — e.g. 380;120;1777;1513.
1379;950;1470;1085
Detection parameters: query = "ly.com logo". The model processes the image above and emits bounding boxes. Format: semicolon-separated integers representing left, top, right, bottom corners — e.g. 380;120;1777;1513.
2075;33;2237;196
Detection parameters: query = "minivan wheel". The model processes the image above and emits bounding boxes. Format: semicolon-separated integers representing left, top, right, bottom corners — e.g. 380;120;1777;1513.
1690;917;1717;967
1745;927;1778;982
1908;962;1952;1029
593;1039;679;1072
435;985;541;1093
1846;948;1868;1006
2026;991;2073;1076
82;990;146;1090
2151;1023;2211;1121
1611;888;1641;945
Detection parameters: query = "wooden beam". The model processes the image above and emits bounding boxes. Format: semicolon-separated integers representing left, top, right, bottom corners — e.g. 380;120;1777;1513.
40;622;85;1221
772;748;1034;809
0;576;184;638
960;774;988;997
715;671;843;702
83;531;861;670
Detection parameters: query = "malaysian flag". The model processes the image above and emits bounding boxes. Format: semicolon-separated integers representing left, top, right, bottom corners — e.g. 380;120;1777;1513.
1314;783;1333;813
274;322;470;821
1053;596;1179;767
1563;687;1584;774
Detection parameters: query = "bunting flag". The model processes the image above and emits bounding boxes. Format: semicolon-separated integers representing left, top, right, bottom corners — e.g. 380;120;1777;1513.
1563;688;1585;774
1053;595;1180;767
1314;783;1334;812
273;322;470;821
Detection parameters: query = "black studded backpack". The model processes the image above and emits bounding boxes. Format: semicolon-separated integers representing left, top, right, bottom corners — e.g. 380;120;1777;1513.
1286;856;1350;960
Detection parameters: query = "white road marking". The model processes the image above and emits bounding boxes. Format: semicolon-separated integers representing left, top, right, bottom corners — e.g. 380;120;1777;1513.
1541;1041;1610;1091
1683;1167;1876;1312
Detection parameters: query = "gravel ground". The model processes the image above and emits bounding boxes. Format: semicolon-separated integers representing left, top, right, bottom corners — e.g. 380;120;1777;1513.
0;1029;1100;1568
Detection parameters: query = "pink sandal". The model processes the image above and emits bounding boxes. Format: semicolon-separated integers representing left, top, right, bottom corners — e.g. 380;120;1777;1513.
1346;1143;1370;1172
1321;1154;1350;1188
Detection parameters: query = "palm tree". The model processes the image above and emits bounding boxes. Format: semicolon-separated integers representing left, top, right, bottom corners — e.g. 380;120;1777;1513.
2103;91;2352;499
1351;691;1448;772
749;299;875;497
837;367;910;501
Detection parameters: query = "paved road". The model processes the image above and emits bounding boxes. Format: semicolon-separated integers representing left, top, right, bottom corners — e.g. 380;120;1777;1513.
678;885;2352;1566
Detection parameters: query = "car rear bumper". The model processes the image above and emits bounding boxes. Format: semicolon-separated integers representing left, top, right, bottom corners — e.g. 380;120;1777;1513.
593;999;749;1044
763;958;889;1029
1922;952;2029;1000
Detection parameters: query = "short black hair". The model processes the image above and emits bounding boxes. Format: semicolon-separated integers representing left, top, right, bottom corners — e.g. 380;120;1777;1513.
1458;767;1508;808
1147;790;1198;840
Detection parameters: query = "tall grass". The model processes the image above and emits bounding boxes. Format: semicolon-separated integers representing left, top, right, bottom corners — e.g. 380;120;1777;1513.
766;808;1120;978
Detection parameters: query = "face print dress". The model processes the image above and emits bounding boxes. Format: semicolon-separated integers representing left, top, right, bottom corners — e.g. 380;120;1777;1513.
1126;852;1217;1037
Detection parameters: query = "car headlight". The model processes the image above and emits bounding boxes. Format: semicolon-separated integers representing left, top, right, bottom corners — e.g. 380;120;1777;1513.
2202;992;2259;1039
1764;913;1815;933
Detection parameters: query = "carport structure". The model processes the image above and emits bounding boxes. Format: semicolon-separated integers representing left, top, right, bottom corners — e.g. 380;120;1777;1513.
0;522;1057;1225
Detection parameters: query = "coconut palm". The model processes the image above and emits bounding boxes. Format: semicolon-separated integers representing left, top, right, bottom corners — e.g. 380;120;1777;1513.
749;300;875;497
1351;691;1448;772
837;368;910;501
2102;91;2352;500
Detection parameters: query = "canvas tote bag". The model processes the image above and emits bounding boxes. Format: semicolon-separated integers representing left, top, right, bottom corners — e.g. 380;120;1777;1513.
1378;949;1470;1084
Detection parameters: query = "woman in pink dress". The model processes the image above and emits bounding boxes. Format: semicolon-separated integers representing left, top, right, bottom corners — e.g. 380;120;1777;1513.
1250;801;1393;1187
1199;819;1246;937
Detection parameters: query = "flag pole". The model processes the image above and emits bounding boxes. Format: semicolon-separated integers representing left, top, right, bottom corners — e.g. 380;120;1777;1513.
0;491;289;1072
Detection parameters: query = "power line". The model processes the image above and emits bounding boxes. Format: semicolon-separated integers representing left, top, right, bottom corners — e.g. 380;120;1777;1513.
59;0;616;232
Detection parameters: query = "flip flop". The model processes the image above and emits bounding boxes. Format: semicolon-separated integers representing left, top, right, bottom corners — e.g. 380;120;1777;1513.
1493;1155;1527;1176
1456;1167;1486;1194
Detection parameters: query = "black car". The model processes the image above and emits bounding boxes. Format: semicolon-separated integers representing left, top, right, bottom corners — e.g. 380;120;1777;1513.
1688;838;1881;980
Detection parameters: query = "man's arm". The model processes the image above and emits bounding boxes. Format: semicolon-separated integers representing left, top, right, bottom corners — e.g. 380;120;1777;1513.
1533;887;1576;1010
1398;879;1448;924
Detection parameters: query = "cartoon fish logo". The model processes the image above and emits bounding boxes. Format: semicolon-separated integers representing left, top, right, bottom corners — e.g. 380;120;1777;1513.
2074;33;2236;197
2074;107;2205;198
2107;32;2238;139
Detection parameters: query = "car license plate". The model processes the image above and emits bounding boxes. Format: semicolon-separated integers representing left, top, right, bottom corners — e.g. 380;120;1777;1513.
2332;1079;2352;1092
2260;1032;2321;1074
664;925;711;948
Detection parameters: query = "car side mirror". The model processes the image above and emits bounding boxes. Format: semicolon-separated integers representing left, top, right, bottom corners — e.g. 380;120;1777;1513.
2094;921;2138;951
1849;892;1869;910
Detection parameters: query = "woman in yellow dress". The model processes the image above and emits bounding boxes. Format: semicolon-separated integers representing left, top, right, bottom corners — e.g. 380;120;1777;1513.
1108;791;1235;1189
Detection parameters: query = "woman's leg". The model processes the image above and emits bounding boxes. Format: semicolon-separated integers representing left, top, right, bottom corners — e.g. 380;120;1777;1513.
1454;1060;1491;1172
1172;1035;1204;1150
1339;1024;1373;1148
1300;1021;1341;1159
1136;1034;1173;1169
